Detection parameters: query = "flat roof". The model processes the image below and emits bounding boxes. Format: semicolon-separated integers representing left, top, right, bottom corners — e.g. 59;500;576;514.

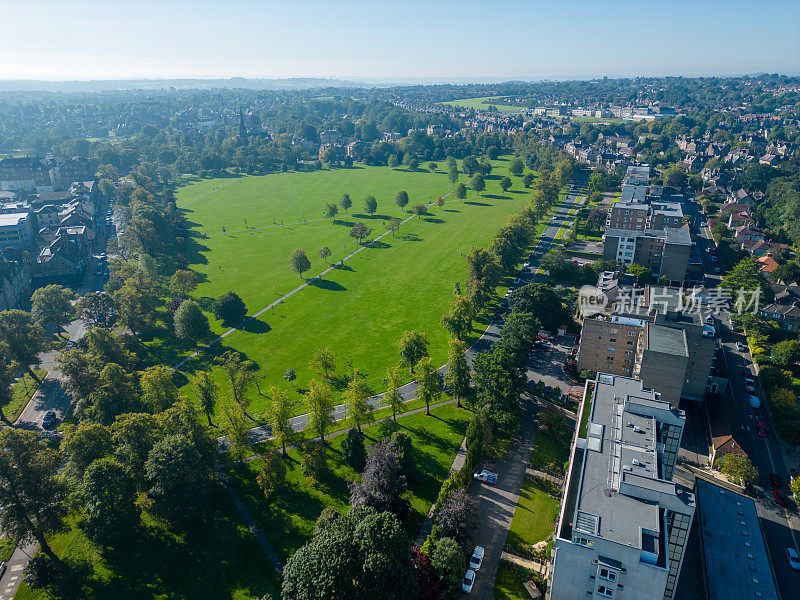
571;375;693;554
695;478;779;600
647;324;688;356
664;227;692;245
0;212;28;227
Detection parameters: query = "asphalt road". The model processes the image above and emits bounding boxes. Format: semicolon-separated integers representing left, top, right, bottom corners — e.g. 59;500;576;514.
717;323;800;597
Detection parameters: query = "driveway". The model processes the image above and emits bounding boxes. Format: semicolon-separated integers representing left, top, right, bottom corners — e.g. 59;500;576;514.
462;397;539;599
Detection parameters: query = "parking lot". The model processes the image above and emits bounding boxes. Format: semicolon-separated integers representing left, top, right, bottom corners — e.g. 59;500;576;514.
523;335;583;401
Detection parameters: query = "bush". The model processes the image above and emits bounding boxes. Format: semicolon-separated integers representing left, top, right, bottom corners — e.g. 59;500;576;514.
430;537;465;599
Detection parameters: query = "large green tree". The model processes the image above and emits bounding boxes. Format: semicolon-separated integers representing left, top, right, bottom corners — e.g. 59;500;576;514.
0;310;46;383
307;380;335;444
80;457;140;545
290;248;312;278
31;284;74;334
444;338;470;408
398;330;430;373
174;299;210;342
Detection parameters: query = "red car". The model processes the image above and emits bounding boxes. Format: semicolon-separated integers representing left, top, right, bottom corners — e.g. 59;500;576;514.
774;490;788;507
756;420;767;437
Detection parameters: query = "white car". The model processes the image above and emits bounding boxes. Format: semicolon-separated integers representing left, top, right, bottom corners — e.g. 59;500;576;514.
469;546;485;571
749;395;761;410
787;547;800;571
736;342;747;352
462;569;476;593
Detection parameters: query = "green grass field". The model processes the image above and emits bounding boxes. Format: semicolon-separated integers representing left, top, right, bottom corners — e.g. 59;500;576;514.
494;562;531;600
170;159;534;416
226;402;469;562
439;96;528;113
1;369;47;423
14;492;279;600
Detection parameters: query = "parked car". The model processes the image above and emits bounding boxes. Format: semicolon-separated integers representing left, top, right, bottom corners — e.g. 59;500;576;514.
774;490;788;507
42;411;58;429
749;395;761;409
513;278;522;285
786;547;800;571
469;546;485;571
710;255;719;262
745;381;756;393
473;470;498;485
736;342;747;352
756;420;767;437
769;473;782;488
462;569;476;593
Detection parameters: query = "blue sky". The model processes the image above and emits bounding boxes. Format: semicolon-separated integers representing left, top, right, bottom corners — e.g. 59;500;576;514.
1;0;798;81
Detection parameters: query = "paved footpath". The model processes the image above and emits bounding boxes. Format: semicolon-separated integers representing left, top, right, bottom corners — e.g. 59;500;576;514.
0;541;37;600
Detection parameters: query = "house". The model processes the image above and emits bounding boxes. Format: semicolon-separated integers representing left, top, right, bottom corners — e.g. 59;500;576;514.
732;225;765;243
0;255;31;311
761;284;800;331
758;255;779;273
32;227;89;283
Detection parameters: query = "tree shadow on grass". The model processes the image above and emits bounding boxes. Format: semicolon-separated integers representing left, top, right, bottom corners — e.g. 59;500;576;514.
332;262;354;271
241;318;272;333
484;194;511;200
398;232;423;242
366;240;391;249
308;278;346;291
334;219;356;228
423;217;444;224
464;201;491;207
444;208;460;213
352;213;390;221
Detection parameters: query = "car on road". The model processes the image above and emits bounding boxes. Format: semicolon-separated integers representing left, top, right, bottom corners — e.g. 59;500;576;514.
700;221;707;227
774;490;788;507
42;410;59;429
769;473;782;488
786;547;800;571
713;267;721;273
462;569;476;593
749;395;761;409
756;420;767;437
710;255;719;262
469;546;485;571
513;278;522;285
745;380;757;393
473;469;498;485
736;342;747;352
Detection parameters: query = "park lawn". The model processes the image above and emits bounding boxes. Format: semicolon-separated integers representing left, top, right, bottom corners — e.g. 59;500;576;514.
506;480;559;547
169;159;535;416
2;369;47;422
528;434;569;472
226;402;469;562
494;562;531;600
15;490;279;600
440;96;529;114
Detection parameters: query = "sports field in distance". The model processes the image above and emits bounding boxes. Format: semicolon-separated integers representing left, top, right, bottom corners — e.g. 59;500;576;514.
440;95;529;113
173;159;533;415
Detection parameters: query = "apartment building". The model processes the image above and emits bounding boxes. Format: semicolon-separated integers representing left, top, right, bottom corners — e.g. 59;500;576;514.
620;165;650;203
602;227;692;283
550;374;695;600
0;213;34;251
577;315;647;377
606;201;684;232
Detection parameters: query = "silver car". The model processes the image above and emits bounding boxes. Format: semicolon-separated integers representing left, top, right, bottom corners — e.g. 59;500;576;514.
462;569;476;593
469;546;485;571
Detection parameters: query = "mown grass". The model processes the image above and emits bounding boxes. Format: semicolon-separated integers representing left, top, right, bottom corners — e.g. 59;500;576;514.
3;368;47;422
439;96;529;114
494;561;532;600
14;490;279;600
226;402;469;562
168;159;535;417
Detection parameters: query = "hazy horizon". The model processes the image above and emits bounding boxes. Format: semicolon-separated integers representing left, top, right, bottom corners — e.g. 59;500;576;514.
2;0;798;82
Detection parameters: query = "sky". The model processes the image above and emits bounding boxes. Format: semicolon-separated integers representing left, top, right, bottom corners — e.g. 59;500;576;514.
1;0;798;82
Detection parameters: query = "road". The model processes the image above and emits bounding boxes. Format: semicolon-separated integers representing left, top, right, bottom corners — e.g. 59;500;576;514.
717;323;800;598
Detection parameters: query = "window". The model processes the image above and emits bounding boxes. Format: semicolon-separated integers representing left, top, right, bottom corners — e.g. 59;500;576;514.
572;536;594;548
609;338;617;343
599;568;617;582
597;585;614;598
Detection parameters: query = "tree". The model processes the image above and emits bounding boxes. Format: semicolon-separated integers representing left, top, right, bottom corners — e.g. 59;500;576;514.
31;284;74;334
723;256;770;303
791;475;800;503
307;380;334;444
113;275;159;335
145;433;215;525
256;450;287;500
61;421;112;478
345;369;372;431
435;489;478;553
84;363;137;424
444;338;470;408
718;453;758;486
317;246;333;266
80;457;140;545
290;248;312;278
430;537;464;599
342;428;367;471
301;441;328;481
223;398;250;459
174;299;210;342
0;310;45;383
396;190;409;209
283;367;297;385
440;295;475;340
435;196;445;209
212;291;247;325
509;282;569;332
23;554;58;592
281;506;418;600
309;346;336;379
75;291;116;329
771;340;800;367
169;269;199;297
523;172;535;187
193;370;219;426
500;176;512;192
350;222;373;245
398;330;430;373
388;155;401;168
340;193;352;213
412;547;442;600
462;156;479;177
383;365;406;421
216;350;255;411
387;216;402;236
664;164;687;189
349;438;409;519
414;356;440;415
471;174;485;195
509;157;525;177
429;162;438;172
324;202;339;220
267;386;296;456
0;429;68;561
364;195;378;215
412;203;427;218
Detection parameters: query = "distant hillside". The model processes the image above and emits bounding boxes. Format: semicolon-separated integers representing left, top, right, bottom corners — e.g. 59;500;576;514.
0;77;372;92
